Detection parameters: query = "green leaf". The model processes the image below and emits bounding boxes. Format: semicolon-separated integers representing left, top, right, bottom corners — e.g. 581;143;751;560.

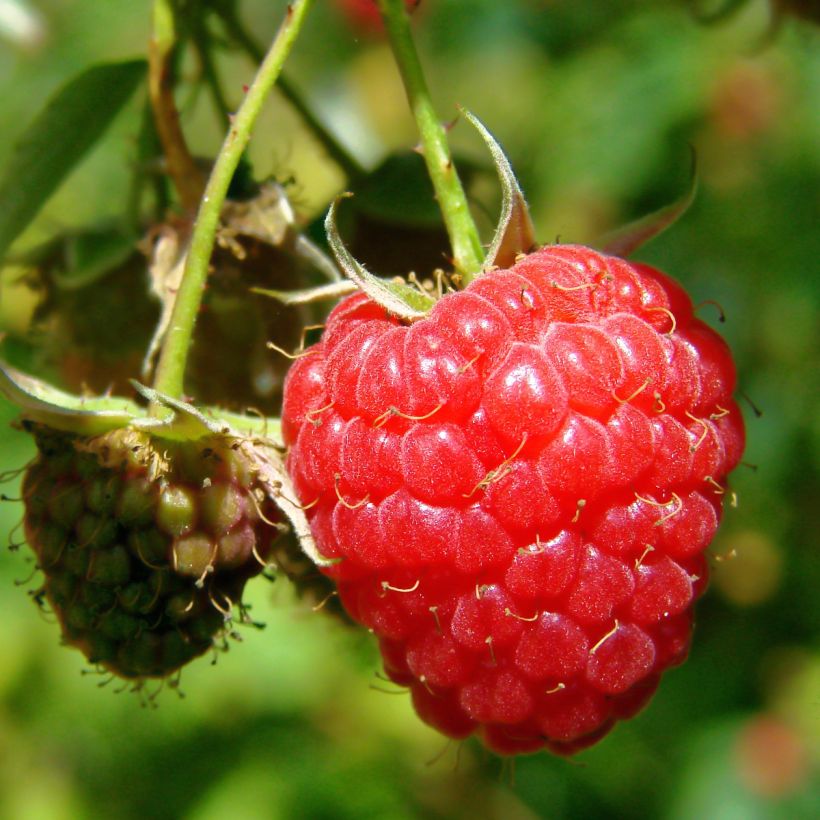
349;150;483;229
54;227;138;290
325;196;435;320
351;151;443;228
686;0;749;24
0;59;147;261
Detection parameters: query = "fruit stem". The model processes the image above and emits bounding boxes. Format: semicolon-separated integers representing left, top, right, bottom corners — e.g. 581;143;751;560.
377;0;484;280
149;0;206;213
151;0;315;403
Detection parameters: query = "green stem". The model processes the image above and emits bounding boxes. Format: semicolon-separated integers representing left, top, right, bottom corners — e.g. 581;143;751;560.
151;0;315;401
377;0;484;280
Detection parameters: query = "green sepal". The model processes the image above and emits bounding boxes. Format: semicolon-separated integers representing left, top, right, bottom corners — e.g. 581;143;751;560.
598;149;698;258
463;110;536;273
0;359;282;444
252;280;357;307
0;360;138;434
241;435;338;569
130;382;280;443
325;196;435;320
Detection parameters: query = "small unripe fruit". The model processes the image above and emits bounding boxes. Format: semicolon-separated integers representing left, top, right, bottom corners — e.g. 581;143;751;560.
21;425;283;680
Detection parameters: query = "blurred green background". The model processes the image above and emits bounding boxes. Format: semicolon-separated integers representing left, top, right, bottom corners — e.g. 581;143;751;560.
0;0;818;817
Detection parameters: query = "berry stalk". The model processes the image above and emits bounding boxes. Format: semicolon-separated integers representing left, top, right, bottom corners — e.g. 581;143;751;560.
151;0;315;402
377;0;484;280
149;0;205;213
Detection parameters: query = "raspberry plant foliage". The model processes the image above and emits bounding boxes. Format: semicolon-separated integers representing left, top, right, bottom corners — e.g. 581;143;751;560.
0;0;749;758
0;0;324;684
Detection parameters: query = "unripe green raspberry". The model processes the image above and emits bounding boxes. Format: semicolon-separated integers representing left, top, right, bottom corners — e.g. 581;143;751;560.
200;483;245;535
157;486;197;537
172;534;216;579
117;476;155;526
21;424;282;681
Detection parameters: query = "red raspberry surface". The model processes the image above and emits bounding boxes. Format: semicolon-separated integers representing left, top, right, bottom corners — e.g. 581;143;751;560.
335;0;422;36
282;244;744;755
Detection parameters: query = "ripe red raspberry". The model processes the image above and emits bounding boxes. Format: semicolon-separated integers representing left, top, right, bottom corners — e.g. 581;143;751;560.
335;0;422;36
282;244;744;755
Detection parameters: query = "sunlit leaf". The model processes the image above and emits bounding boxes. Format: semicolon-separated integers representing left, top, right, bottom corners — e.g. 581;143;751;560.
0;59;147;260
